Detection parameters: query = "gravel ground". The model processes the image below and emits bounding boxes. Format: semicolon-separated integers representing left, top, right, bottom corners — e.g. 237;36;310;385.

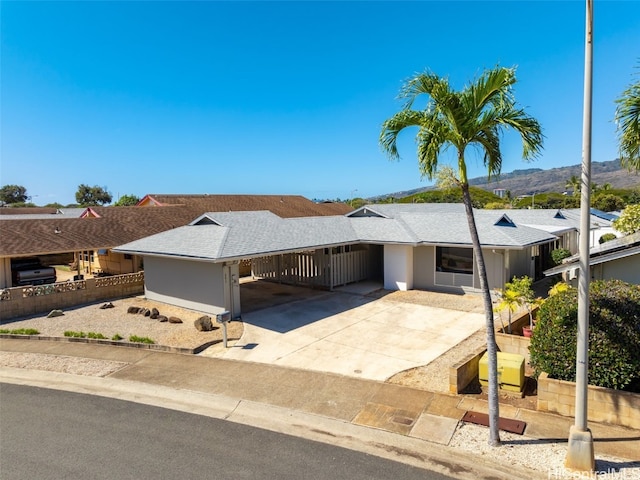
0;296;243;350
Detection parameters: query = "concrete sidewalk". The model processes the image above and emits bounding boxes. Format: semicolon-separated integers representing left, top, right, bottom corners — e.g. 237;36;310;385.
1;339;639;479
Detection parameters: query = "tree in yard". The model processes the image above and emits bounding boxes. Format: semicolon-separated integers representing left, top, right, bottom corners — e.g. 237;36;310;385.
592;193;624;213
380;66;543;446
75;184;112;207
565;175;580;197
615;64;640;171
613;204;640;234
114;194;141;206
0;184;29;204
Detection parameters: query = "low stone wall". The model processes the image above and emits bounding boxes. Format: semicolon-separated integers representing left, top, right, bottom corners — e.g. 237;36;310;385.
449;346;486;394
537;372;640;429
0;272;144;320
497;308;536;336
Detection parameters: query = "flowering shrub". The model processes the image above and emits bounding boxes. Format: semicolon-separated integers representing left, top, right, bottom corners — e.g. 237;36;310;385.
529;279;640;390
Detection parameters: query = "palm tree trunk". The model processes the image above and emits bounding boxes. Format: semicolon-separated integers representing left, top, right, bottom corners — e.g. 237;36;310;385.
461;184;501;446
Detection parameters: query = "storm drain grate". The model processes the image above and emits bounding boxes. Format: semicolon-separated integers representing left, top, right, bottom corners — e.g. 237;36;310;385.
461;411;526;435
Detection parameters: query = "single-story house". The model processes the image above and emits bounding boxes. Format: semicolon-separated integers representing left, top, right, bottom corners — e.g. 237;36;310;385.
544;230;640;286
0;195;352;288
114;203;608;318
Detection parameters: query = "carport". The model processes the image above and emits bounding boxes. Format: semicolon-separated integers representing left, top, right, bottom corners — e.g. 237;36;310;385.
113;211;384;319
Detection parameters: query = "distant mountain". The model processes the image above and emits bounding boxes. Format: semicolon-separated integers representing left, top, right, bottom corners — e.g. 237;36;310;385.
373;159;640;200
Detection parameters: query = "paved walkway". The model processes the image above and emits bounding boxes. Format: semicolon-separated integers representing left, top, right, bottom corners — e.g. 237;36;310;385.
1;338;638;480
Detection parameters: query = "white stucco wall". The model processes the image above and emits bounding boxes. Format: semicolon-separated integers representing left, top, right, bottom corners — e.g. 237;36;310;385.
384;244;413;291
143;256;227;315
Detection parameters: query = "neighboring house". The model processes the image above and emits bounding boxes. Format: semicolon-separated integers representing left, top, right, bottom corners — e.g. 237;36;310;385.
113;204;570;318
0;195;352;288
544;230;640;286
136;194;353;217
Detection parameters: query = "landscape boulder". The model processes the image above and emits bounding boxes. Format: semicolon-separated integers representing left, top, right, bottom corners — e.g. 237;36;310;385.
127;306;140;314
194;315;213;331
99;302;114;310
169;316;183;324
47;309;64;318
150;308;160;319
157;315;168;323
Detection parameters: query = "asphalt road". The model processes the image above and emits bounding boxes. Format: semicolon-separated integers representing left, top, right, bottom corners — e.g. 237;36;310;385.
0;384;455;480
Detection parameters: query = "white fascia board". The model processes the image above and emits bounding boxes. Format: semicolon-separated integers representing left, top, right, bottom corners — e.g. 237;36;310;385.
111;249;222;263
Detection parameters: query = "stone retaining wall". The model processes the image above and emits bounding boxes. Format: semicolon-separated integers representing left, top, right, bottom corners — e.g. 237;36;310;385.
537;372;640;429
0;272;144;320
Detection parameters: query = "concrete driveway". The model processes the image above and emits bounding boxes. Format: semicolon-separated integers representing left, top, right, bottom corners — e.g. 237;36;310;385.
202;283;485;382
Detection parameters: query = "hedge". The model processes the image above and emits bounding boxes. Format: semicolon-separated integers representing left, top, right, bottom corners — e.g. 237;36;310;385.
529;280;640;390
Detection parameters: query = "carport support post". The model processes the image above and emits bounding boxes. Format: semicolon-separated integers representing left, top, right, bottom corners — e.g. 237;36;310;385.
329;249;334;291
222;322;228;348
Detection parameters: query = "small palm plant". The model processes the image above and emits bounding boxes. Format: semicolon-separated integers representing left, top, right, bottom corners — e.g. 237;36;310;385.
497;276;538;335
509;276;538;332
495;287;519;334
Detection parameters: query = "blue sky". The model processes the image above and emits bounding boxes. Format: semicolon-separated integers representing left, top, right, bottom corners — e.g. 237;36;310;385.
2;1;639;206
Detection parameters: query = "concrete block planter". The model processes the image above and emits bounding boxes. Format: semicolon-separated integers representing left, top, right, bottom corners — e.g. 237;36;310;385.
537;372;640;429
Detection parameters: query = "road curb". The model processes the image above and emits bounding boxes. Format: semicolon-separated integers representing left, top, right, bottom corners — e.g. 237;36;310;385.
0;367;545;480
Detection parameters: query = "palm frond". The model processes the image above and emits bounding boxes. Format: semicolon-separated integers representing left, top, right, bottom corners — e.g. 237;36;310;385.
615;80;640;169
379;110;428;160
474;128;503;180
463;66;516;114
496;108;544;160
416;119;451;179
400;72;453;111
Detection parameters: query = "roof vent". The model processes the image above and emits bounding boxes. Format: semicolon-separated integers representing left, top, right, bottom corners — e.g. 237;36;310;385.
494;214;516;227
554;210;566;219
193;215;222;226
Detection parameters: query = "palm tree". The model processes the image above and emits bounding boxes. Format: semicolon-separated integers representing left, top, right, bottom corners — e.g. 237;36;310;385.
565;175;580;197
615;66;640;170
380;66;543;446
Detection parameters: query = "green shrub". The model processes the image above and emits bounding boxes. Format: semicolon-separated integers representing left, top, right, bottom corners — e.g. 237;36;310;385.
87;332;107;339
550;248;571;265
128;335;154;344
112;333;123;341
529;280;640;390
64;331;87;338
0;328;40;335
598;233;617;244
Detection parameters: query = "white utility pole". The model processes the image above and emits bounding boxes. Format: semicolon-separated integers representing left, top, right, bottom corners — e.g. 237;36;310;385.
565;0;595;472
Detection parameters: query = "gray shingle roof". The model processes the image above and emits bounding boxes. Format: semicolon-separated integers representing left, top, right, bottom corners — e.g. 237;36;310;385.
544;230;640;275
114;204;559;262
